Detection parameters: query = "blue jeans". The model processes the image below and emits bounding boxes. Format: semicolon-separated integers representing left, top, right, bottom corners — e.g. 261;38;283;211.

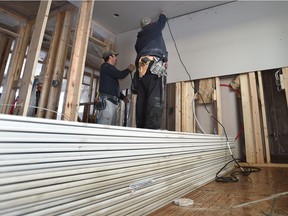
96;100;118;125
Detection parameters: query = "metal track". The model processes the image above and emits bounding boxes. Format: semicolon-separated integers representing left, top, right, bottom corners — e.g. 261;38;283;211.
0;114;235;215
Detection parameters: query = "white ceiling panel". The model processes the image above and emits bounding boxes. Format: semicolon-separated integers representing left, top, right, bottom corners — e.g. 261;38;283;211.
68;1;232;34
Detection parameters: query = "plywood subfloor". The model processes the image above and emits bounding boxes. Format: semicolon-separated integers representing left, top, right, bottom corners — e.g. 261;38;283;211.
150;167;288;216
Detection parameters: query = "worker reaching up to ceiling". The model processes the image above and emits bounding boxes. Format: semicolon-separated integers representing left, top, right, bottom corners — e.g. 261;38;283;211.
133;12;168;129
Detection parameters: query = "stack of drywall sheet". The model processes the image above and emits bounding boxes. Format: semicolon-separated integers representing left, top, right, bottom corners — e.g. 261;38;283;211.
0;114;235;215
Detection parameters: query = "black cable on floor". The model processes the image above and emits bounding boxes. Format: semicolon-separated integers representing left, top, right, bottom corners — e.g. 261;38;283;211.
167;20;257;183
215;159;261;183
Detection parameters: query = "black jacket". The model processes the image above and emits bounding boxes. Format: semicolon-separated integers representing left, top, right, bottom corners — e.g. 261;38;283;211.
135;14;168;62
99;63;130;99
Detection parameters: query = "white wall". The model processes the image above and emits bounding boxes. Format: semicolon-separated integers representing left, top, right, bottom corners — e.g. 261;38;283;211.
116;1;288;84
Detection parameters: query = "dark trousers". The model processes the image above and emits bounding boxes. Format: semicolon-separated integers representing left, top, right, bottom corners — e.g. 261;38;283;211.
136;71;166;129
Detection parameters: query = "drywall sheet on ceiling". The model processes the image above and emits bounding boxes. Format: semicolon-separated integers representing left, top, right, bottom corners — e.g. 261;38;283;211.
116;1;288;85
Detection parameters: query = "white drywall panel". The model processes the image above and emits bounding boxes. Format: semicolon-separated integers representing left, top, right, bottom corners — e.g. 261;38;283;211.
0;114;234;215
116;1;288;84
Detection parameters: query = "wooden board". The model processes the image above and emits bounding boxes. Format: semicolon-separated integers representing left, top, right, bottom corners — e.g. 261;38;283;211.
248;72;264;163
257;71;271;163
16;0;52;116
63;0;94;121
240;74;256;163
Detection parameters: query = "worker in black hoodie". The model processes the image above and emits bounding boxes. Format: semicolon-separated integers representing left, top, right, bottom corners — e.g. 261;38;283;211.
97;50;135;125
133;12;168;129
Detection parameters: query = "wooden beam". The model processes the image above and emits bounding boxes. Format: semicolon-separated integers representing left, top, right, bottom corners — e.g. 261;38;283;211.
131;94;137;128
36;12;65;118
48;3;75;18
8;22;33;114
175;82;181;132
215;77;223;135
0;35;13;86
63;0;94;121
282;67;288;108
181;81;195;133
46;10;73;119
181;82;186;132
0;26;19;38
88;71;94;103
15;0;51;116
248;72;264;163
238;162;288;168
84;71;99;79
89;36;107;47
240;74;256;163
0;7;26;22
257;71;271;163
0;22;31;114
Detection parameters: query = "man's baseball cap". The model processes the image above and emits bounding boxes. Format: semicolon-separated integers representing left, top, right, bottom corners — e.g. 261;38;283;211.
102;50;119;59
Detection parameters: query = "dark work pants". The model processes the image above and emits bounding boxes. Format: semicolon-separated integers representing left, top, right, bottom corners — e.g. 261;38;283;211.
136;71;166;129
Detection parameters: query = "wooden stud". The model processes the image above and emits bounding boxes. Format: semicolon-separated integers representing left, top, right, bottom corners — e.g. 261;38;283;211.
0;7;26;22
257;71;271;163
46;10;73;119
131;94;137;128
238;162;288;168
0;22;31;114
82;104;89;123
63;0;94;121
89;36;107;47
165;83;176;131
0;35;13;86
36;12;66;118
104;38;111;51
8;22;33;114
15;0;52;116
248;72;264;163
0;26;19;38
181;81;195;133
282;67;288;108
215;77;223;135
89;71;94;103
48;3;75;18
175;82;182;132
240;74;256;163
181;82;186;132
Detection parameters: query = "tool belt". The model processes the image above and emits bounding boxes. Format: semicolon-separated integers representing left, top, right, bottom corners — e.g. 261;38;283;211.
94;92;106;111
138;56;167;78
99;92;120;105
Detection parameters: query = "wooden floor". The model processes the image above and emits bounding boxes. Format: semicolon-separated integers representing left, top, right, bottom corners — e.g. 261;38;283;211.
150;167;288;216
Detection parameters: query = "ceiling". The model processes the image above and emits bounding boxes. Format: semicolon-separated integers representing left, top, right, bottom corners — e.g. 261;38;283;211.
0;1;232;34
74;1;233;35
0;1;233;69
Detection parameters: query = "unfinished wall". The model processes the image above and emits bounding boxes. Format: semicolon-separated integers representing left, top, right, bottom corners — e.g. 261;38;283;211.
116;1;288;84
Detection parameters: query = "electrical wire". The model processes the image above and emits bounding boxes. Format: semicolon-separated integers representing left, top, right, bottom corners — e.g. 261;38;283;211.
0;103;71;121
166;19;255;182
215;159;261;182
